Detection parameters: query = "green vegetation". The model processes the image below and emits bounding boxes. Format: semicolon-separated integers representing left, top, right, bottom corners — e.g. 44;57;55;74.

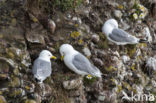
54;0;83;11
83;75;97;85
40;0;83;12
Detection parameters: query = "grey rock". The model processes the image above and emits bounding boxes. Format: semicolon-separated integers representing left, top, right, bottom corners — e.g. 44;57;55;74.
98;95;105;101
34;93;41;103
63;78;82;90
72;17;82;24
0;95;7;103
121;20;130;30
127;0;136;8
142;27;152;43
92;34;100;43
24;99;36;103
114;10;123;19
146;57;156;71
48;19;56;34
9;88;25;97
93;58;104;66
79;24;90;34
82;47;91;57
26;30;45;44
43;84;52;97
69;90;81;97
25;22;46;45
75;5;91;17
97;50;107;58
0;73;9;80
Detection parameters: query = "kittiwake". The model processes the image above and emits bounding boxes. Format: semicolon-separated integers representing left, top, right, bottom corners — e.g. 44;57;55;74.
102;19;146;45
32;50;56;83
59;44;102;77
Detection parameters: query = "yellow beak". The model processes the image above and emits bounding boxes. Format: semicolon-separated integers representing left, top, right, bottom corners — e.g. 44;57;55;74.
61;56;64;61
51;56;57;59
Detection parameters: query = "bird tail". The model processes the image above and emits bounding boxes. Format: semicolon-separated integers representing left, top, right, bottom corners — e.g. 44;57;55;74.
95;70;102;78
139;39;148;43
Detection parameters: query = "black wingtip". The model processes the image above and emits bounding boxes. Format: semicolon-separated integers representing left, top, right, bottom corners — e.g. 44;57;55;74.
34;78;41;83
139;39;148;43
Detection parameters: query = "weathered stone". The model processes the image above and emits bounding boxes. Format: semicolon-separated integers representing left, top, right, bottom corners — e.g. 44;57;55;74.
96;50;107;58
75;5;91;17
48;19;56;34
0;57;17;73
63;78;82;90
0;74;9;80
9;76;20;87
92;34;100;43
146;57;156;71
72;17;82;24
43;84;52;97
98;95;105;101
34;93;41;103
69;90;81;97
114;10;123;19
82;47;91;57
142;27;152;43
24;99;36;103
26;30;45;45
0;95;7;103
9;88;25;97
93;58;104;66
121;20;130;30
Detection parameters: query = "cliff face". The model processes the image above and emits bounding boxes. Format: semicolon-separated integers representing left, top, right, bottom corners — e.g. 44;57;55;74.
0;0;156;103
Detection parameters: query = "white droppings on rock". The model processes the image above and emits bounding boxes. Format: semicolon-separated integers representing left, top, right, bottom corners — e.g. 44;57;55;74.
82;47;91;57
72;17;82;24
122;55;130;63
66;14;72;19
146;57;156;71
142;27;152;43
151;79;156;88
92;34;100;43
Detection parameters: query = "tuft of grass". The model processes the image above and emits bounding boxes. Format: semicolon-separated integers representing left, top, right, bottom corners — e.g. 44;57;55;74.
97;32;108;49
83;75;97;85
40;0;83;11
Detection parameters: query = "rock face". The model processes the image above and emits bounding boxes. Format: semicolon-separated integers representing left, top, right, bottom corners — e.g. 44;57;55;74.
63;78;83;90
0;0;156;103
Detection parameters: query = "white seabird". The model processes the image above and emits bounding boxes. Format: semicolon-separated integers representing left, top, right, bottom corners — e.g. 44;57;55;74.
59;44;102;78
102;19;146;45
32;50;56;83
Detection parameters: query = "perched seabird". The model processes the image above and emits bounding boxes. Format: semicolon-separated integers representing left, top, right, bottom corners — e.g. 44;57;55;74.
102;19;146;45
59;44;102;77
32;50;56;83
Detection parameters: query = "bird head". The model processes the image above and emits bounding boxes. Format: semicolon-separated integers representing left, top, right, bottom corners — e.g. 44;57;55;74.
59;44;75;60
39;50;56;60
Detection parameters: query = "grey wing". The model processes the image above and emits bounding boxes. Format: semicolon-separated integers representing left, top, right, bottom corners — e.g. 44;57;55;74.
109;28;137;43
72;54;99;75
32;58;52;77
